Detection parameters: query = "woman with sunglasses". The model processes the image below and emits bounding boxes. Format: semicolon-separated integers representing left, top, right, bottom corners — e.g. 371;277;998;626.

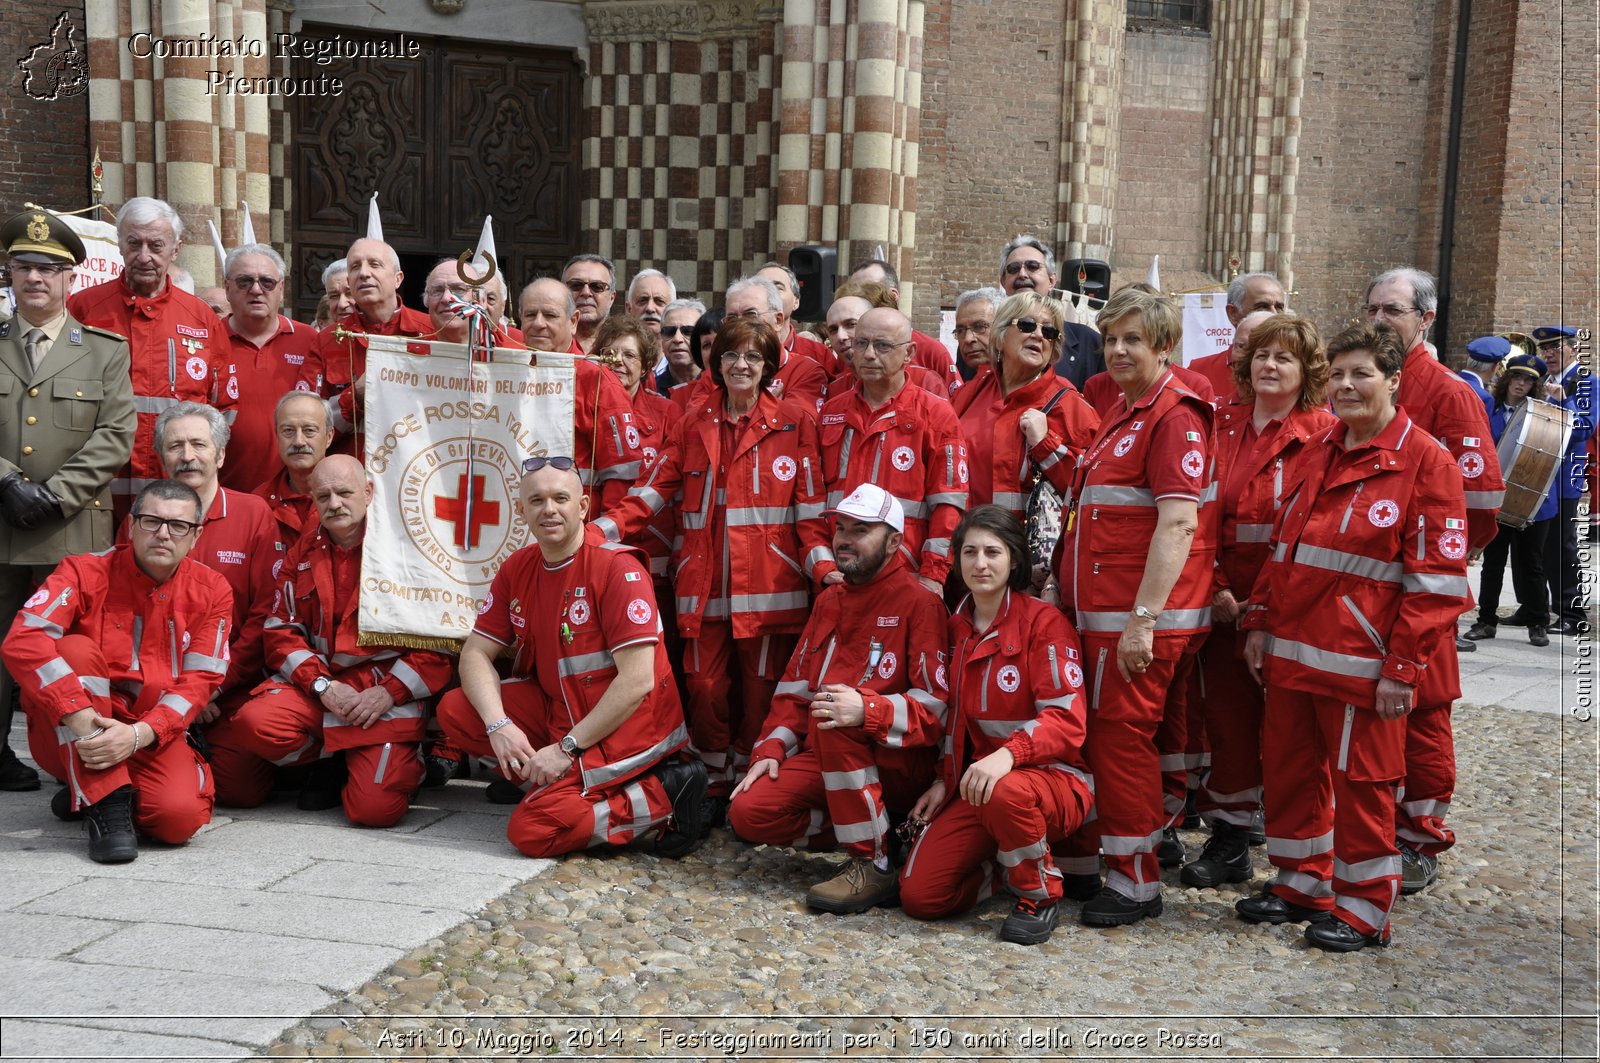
950;291;1099;522
595;318;825;818
1052;284;1216;927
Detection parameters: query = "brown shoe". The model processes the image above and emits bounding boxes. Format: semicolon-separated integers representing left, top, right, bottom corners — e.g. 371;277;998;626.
805;858;899;914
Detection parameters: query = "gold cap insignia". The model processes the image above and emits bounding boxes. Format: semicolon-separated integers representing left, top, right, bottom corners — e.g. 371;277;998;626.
25;214;49;242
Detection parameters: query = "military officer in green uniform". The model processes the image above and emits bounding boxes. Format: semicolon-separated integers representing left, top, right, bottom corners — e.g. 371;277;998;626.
0;208;136;790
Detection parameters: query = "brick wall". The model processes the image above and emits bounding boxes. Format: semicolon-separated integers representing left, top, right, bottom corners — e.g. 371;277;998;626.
1;1;92;213
1114;25;1211;279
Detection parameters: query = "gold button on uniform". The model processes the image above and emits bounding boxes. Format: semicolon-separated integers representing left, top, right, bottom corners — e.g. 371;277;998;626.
25;416;36;425
21;446;33;455
27;388;38;397
75;390;83;397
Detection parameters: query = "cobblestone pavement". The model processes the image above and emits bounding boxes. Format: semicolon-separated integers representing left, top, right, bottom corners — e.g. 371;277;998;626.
260;702;1598;1061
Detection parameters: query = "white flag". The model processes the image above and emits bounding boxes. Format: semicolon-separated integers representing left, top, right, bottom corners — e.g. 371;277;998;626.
366;191;383;242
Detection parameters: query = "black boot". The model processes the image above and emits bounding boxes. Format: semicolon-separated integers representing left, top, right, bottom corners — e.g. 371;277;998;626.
651;759;708;858
0;742;40;792
297;754;348;811
84;785;138;864
1156;826;1185;868
1179;823;1253;888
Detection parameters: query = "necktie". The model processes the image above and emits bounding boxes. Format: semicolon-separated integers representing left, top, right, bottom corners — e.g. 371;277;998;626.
23;329;47;373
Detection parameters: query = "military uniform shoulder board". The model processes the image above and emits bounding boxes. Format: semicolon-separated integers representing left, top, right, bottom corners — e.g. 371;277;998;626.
79;323;130;342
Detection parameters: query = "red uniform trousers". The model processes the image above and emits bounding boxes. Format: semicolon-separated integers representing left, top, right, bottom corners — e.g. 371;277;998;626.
1058;634;1193;902
23;635;213;843
683;624;797;796
206;686;422;828
899;767;1092;918
1195;621;1263;828
436;680;674;858
1156;649;1199;827
1260;685;1404;938
1397;699;1456;856
728;726;936;862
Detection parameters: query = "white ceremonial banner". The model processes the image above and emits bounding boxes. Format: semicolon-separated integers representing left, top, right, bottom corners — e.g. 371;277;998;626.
1180;291;1233;365
361;339;576;646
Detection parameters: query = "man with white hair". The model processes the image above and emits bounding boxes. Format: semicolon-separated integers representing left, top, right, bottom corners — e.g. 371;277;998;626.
652;298;705;394
626;269;676;332
311;237;432;445
952;287;1003;381
722;275;825;408
68;197;236;518
220;243;320;492
320;259;354;323
422;258;519;347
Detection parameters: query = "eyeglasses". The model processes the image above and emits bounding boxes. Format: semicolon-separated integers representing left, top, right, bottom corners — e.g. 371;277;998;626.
857;339;911;358
953;323;991;337
720;350;765;366
521;455;578;473
599;346;642;363
131;514;199;538
1012;317;1061;341
230;275;281;293
426;283;475;299
660;325;693;338
1362;304;1419;319
8;262;73;278
1004;259;1046;275
565;278;611;294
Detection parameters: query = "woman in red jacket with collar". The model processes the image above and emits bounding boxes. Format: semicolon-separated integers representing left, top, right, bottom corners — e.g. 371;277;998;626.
898;506;1093;946
1181;315;1335;888
951;291;1099;518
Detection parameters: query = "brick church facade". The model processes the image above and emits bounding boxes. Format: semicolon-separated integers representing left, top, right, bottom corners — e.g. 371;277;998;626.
4;0;1593;354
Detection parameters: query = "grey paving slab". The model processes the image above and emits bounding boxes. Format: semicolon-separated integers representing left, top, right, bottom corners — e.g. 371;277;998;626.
0;911;122;960
20;878;471;949
1;957;333;1046
0;866;84;910
0;832;316;890
268;856;521;910
199;816;536;876
69;922;402;990
0;1020;248;1062
211;797;456;834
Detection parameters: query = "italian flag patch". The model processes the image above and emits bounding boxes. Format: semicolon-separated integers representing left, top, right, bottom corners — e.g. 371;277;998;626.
624;571;641;582
1445;518;1465;529
1186;431;1201;442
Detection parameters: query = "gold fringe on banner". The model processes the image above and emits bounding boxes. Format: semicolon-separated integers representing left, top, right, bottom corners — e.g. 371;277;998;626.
357;631;465;654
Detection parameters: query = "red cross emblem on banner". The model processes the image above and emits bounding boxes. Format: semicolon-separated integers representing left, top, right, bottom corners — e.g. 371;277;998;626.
433;473;502;549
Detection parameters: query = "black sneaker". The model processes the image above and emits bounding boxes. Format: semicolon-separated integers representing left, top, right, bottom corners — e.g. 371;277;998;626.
652;759;708;858
1305;917;1389;952
1399;846;1438;894
1000;897;1060;945
1157;826;1184;868
1463;622;1497;641
485;777;526;805
84;785;138;864
421;752;467;789
0;744;41;792
1179;823;1253;888
50;785;84;822
1528;625;1550;647
1454;633;1476;653
1080;886;1162;927
1235;887;1332;925
1181;789;1201;829
297;755;347;811
1247;807;1266;846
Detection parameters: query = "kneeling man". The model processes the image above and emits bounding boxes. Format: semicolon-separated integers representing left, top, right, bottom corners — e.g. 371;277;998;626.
210;455;453;826
3;480;232;862
730;485;948;912
436;456;705;858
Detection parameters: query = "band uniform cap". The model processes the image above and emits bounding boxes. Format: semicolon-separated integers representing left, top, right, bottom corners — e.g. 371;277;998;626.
1503;353;1548;380
2;209;86;265
824;482;905;532
1531;325;1577;345
1463;335;1511;363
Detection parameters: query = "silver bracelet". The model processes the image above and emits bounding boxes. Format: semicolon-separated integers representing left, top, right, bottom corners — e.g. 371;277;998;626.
484;717;513;736
74;726;106;744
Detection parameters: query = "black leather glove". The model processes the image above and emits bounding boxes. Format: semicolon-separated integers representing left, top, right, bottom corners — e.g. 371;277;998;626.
0;472;63;530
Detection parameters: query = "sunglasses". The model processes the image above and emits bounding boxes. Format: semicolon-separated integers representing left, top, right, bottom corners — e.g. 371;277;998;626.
230;275;281;292
521;455;578;473
1005;259;1046;275
1013;317;1061;341
660;325;693;338
565;278;611;294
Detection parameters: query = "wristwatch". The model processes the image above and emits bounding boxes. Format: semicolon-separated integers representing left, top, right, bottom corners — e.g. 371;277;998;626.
310;676;333;696
1132;605;1161;623
559;734;586;759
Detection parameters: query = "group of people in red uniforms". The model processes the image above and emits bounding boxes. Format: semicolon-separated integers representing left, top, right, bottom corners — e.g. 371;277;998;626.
10;197;1585;954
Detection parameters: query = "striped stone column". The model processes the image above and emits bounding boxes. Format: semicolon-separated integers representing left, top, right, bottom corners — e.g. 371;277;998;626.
1204;0;1308;287
1056;0;1126;264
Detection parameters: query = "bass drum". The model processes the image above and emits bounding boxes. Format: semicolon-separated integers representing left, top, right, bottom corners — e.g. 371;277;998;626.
1496;398;1571;528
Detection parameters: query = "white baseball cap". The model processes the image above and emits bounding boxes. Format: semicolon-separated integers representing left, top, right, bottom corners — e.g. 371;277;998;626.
824;483;905;532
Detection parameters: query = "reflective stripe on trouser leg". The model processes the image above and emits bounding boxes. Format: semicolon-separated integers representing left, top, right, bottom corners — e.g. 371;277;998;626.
730;633;796;792
1259;684;1336;910
813;723;888;863
1395;699;1456;855
508;771;672;858
343;742;423;828
726;750;838;851
23;633;129;811
1082;635;1174;903
973;767;1091;905
1315;696;1404;937
683;622;737;797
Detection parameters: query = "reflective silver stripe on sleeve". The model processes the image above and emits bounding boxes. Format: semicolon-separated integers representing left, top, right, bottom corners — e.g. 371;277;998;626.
804;545;834;576
181;653;228;673
35;657;72;687
593;515;621;540
1075;607;1211;633
992;491;1028;511
891;495;929;520
78;675;111;697
822;766;881;790
1037;693;1076;711
907;687;947;725
762;725;801;757
726;505;795;527
156;693;193;717
975;718;1026;738
631;485;667;512
925;492;966;509
1293;544;1403;583
20;612;64;638
1080;484;1156;507
1402;572;1472;596
388;659;434;700
923;537;950;555
773;680;811;699
557;650;616;678
1267;638;1383;679
1463;490;1504;509
794;501;827;521
729;591;810;613
281;649;322;677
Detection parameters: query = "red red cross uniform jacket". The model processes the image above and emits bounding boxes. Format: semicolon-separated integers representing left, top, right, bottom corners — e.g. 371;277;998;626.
252;467;317;549
220;315;321;491
1186;347;1239;405
788;331;841;380
3;546;231;806
309;304;435;435
67;279;236;511
809;382;969;585
1242;410;1474;707
261;529;453;751
595;391;824;640
472;527;688;794
1081;362;1213;419
626;385;681;576
569;357;647;511
951;367;1098;518
1395;342;1503;551
910;329;962;395
1059;370;1216;640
